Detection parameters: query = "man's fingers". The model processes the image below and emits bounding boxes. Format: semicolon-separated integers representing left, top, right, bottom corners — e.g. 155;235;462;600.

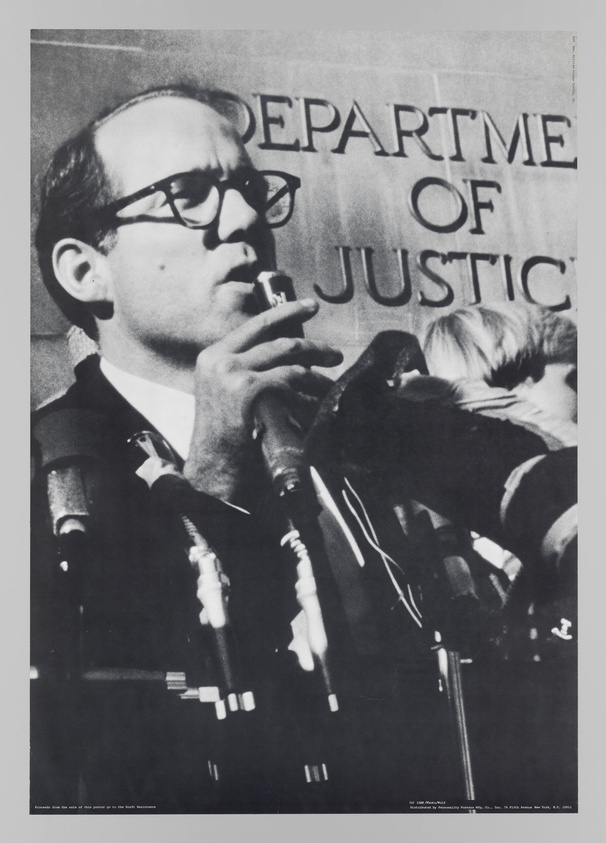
241;367;332;425
260;367;336;400
218;299;320;353
242;336;343;370
270;390;324;432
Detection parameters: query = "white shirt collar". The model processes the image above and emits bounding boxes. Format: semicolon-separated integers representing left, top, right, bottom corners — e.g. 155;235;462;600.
99;357;195;460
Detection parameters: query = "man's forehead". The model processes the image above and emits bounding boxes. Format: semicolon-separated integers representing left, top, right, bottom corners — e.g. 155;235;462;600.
94;96;250;193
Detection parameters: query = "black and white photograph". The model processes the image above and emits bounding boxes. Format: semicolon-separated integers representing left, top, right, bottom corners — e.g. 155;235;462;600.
30;29;578;816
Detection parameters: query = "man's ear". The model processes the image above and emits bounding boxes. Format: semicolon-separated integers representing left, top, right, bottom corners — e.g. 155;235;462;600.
52;239;113;303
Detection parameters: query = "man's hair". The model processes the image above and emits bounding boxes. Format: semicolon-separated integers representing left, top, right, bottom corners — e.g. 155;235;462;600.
35;82;245;339
422;301;577;389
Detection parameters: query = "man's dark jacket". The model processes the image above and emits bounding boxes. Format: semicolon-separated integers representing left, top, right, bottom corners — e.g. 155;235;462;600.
31;355;460;813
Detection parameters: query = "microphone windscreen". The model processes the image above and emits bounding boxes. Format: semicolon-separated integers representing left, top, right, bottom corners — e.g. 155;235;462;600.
33;409;105;469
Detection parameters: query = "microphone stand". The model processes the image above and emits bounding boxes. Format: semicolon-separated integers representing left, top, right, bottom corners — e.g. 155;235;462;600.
252;272;355;792
253;273;342;715
414;511;477;809
252;389;339;717
252;393;346;793
129;430;255;721
433;632;476;806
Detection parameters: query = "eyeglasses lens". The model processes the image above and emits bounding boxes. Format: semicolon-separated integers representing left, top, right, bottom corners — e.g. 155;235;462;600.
170;173;219;227
259;174;292;225
169;172;292;228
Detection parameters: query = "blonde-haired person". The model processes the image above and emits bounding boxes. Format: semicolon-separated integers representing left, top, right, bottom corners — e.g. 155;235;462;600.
422;302;577;445
420;301;577;621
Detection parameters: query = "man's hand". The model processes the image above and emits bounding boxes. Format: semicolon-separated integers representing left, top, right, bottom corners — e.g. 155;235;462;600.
183;299;343;501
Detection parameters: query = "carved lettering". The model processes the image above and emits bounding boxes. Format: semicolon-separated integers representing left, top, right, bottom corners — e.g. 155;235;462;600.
427;107;477;162
409;177;468;234
390;104;443;160
499;254;516;301
254;94;300;151
464;179;502;234
538;115;577;169
314;246;355;303
417;251;455;307
332;101;389;156
321;246;572;312
520;256;571;310
239;94;575;172
357;247;413;306
480;112;535;166
222;92;256;144
464;252;499;303
298;98;341;152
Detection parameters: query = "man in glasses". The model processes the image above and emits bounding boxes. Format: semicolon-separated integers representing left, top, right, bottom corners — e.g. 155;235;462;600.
35;85;340;502
32;84;361;811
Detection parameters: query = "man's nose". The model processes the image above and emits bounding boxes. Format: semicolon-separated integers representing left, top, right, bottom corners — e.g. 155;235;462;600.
216;187;260;241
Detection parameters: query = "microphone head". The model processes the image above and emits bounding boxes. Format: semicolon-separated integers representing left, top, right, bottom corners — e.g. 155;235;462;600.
128;430;180;467
253;271;304;339
33;408;106;470
32;409;107;542
254;271;298;311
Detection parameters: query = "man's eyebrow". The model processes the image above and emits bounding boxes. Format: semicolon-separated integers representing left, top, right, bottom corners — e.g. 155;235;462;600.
232;163;257;179
178;161;253;179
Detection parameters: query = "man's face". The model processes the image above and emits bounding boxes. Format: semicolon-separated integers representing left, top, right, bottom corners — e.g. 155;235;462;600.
94;96;273;358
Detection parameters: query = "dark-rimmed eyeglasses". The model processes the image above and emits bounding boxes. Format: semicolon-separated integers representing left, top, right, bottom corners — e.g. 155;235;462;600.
94;169;301;230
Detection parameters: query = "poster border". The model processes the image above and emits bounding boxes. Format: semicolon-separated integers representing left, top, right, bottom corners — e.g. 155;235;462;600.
10;3;600;841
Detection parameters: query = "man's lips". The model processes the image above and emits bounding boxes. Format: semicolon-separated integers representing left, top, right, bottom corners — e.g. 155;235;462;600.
219;275;259;315
223;262;258;285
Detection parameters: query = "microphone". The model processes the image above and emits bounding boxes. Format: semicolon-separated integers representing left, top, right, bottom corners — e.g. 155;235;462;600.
252;271;309;499
252;272;339;713
32;408;103;566
32;408;105;678
128;430;255;719
254;271;304;340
